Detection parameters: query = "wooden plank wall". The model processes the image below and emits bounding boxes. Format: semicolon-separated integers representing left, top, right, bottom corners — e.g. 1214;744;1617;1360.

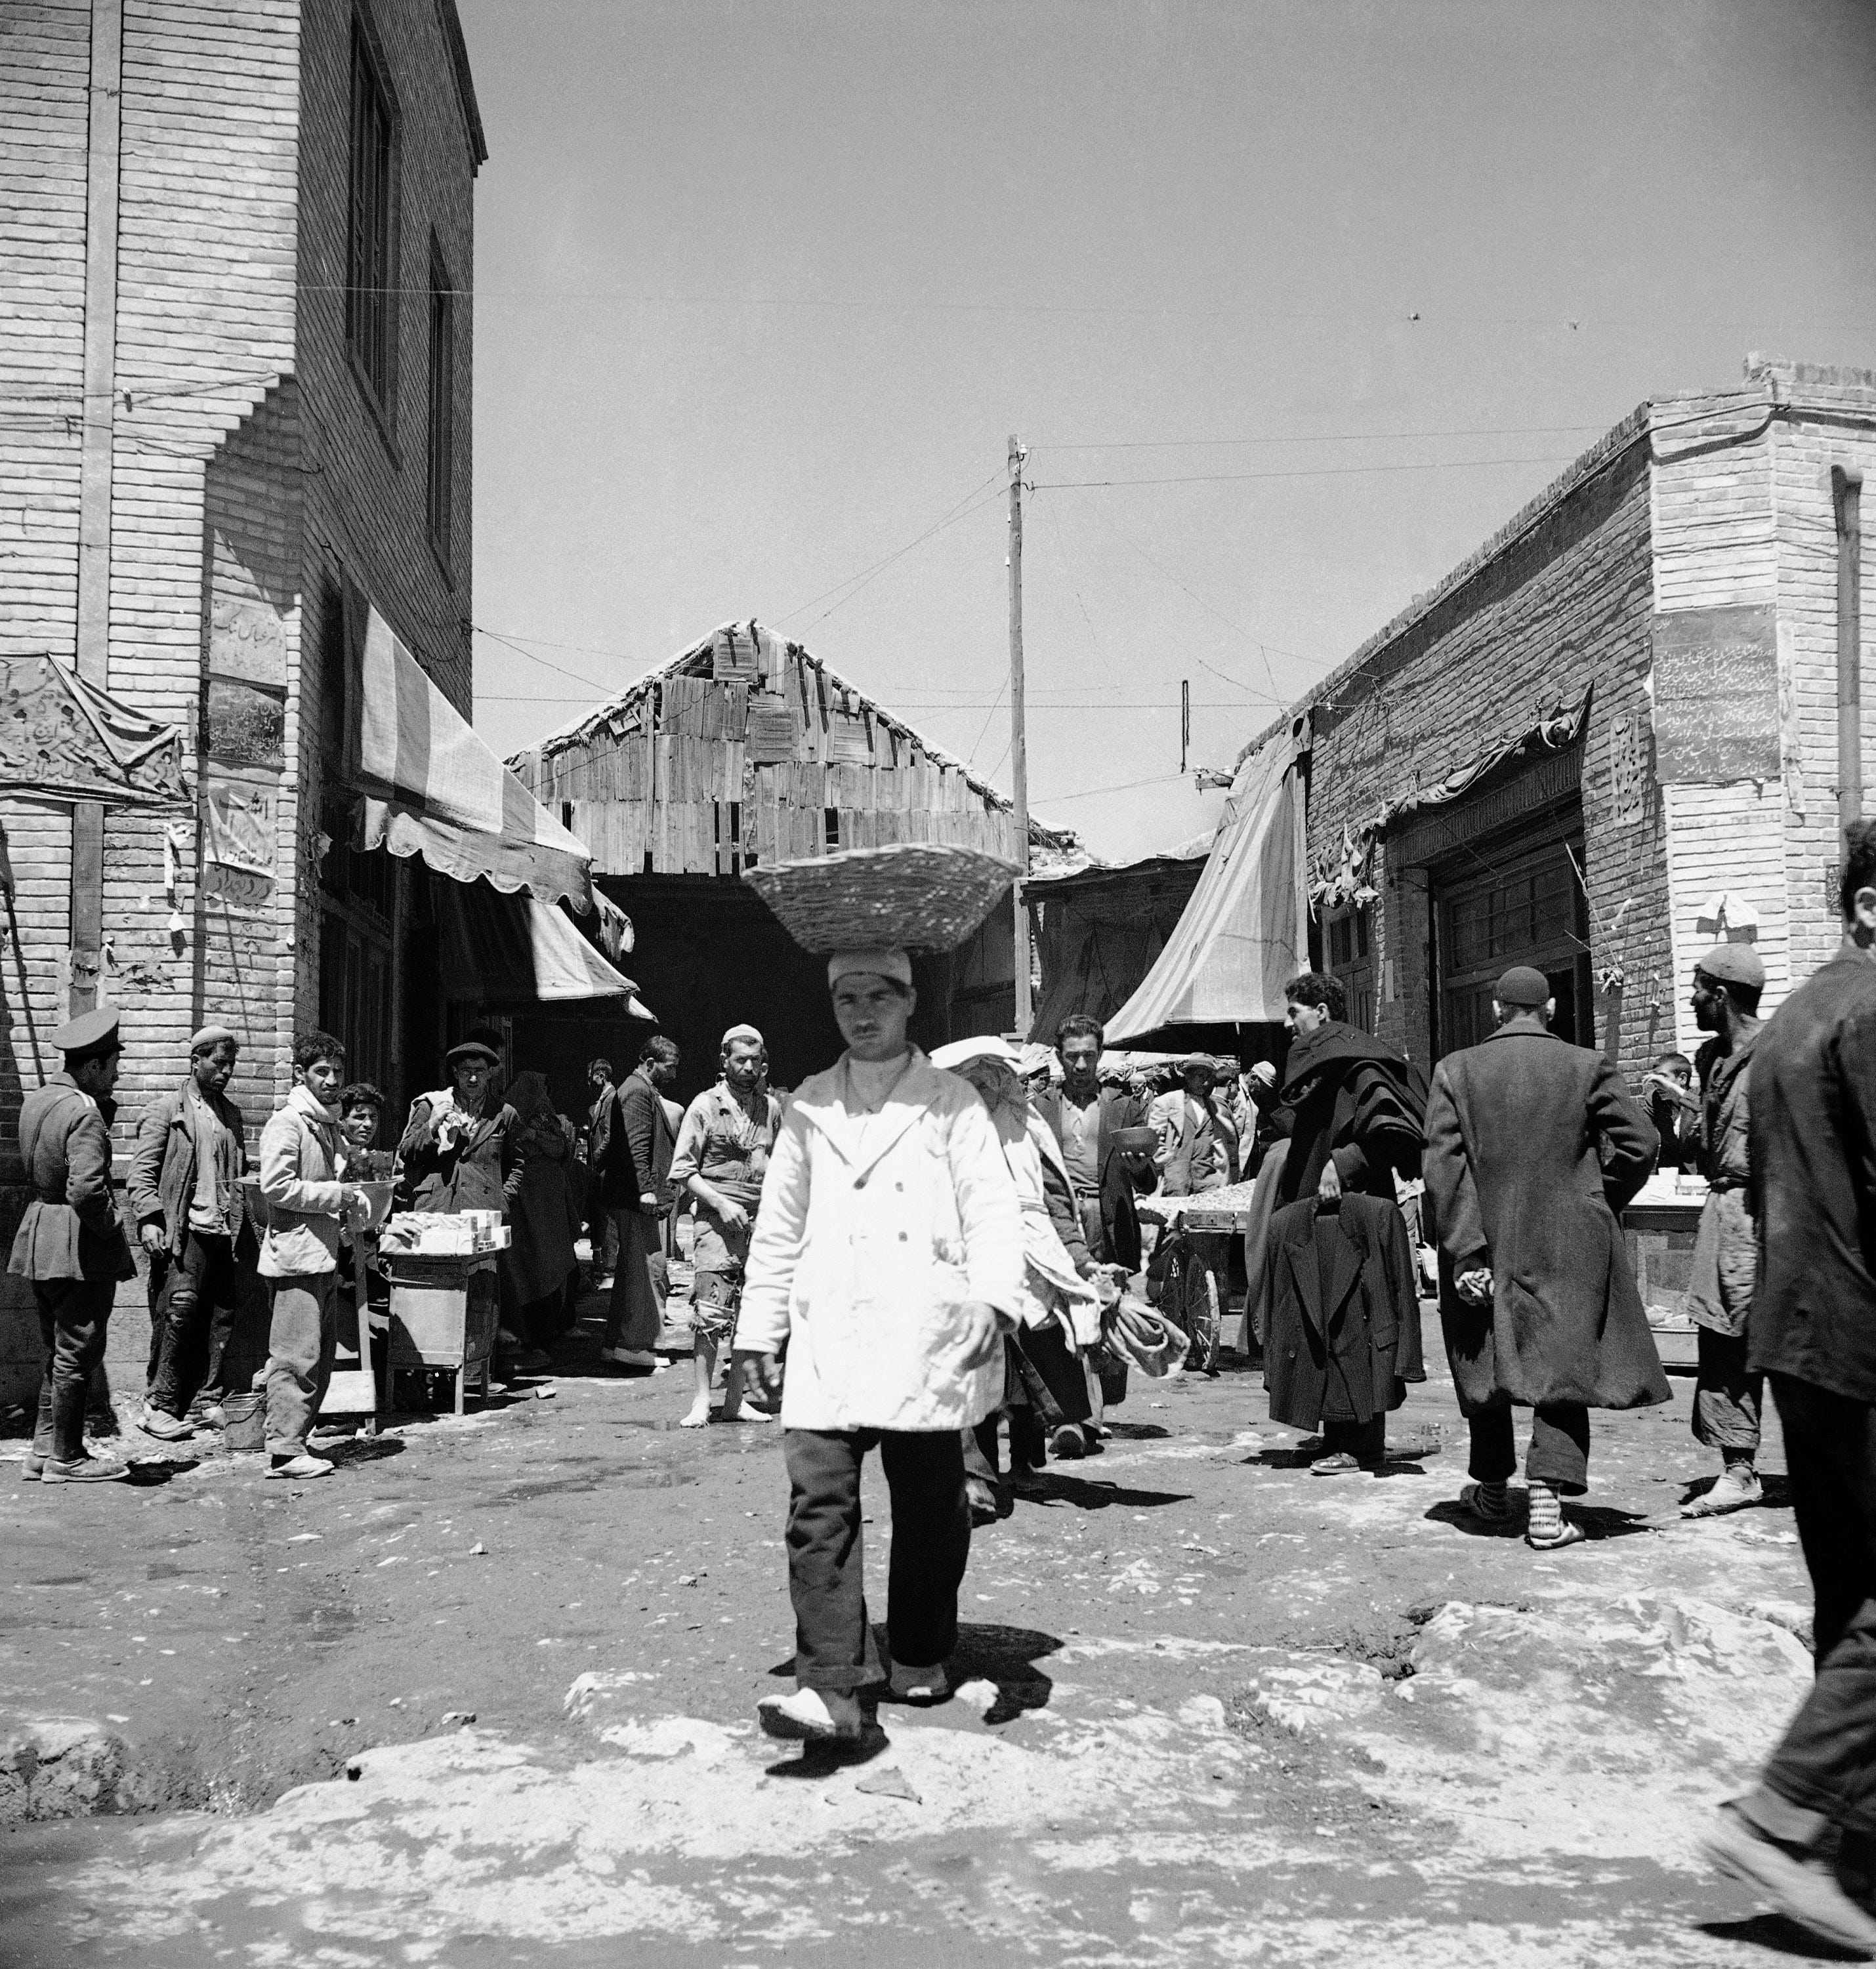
530;627;1025;876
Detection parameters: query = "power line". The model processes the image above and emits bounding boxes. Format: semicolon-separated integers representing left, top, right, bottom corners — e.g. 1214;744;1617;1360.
775;475;1006;629
1032;771;1190;805
1032;421;1608;451
1035;454;1575;490
472;625;619;694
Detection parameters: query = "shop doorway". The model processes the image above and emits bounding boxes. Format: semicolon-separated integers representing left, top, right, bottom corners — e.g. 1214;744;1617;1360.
1431;834;1593;1058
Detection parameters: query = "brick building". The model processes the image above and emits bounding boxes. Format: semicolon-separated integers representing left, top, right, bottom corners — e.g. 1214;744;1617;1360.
1227;358;1876;1079
0;0;491;1403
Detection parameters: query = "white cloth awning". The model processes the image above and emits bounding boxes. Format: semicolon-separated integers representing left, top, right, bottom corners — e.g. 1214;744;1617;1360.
355;608;594;909
1102;728;1310;1043
439;879;652;1010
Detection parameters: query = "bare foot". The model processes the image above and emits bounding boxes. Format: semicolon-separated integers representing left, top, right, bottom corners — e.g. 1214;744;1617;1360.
678;1406;711;1428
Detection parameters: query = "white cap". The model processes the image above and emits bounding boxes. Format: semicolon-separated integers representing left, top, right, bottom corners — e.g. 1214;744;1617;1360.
826;948;913;989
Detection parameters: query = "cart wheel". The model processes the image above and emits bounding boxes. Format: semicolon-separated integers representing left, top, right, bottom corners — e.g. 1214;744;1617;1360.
1186;1263;1222;1377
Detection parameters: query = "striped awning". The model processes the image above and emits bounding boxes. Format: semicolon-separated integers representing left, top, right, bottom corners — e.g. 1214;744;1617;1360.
353;608;594;909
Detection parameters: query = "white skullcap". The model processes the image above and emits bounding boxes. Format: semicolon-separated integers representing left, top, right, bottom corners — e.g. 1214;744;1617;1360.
930;1035;1020;1073
826;948;913;989
720;1022;764;1050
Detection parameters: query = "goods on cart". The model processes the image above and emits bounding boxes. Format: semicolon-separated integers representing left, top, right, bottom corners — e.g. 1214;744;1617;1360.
379;1209;511;1256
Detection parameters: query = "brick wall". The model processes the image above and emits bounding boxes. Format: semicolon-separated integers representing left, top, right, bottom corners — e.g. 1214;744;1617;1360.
1298;436;1668;1082
1766;376;1876;985
0;0;480;1407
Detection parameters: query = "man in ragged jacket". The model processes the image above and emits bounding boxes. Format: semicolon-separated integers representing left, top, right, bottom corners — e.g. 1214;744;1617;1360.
128;1024;251;1441
10;1008;137;1484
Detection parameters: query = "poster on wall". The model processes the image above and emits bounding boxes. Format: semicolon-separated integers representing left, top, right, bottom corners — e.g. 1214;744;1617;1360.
1650;604;1780;784
201;774;276;916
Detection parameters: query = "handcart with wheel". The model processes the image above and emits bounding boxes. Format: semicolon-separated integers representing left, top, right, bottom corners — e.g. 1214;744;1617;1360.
1136;1180;1266;1376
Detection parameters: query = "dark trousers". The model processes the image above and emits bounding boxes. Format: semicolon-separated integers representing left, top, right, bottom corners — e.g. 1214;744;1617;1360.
32;1277;116;1464
1693;1325;1763;1457
1468;1402;1591;1494
966;1325;1093;1487
1746;1375;1876;1838
783;1426;970;1693
148;1229;241;1419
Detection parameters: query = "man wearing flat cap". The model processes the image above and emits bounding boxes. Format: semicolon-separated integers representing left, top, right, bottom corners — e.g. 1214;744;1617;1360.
1664;941;1768;1517
669;1022;781;1426
395;1038;522;1219
127;1024;251;1441
10;1007;137;1483
734;945;1024;1741
1423;963;1663;1550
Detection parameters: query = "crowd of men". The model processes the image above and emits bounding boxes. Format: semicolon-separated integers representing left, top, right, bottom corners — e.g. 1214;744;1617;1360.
12;821;1876;1951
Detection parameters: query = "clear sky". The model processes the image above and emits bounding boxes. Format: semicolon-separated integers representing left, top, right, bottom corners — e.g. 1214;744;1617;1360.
457;0;1876;862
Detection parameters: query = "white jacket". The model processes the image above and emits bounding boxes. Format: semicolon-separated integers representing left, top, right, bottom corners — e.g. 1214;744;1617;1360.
736;1050;1024;1432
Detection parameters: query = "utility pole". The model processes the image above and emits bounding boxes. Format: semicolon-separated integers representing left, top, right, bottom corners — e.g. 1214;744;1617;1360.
1835;466;1864;835
1009;433;1031;1036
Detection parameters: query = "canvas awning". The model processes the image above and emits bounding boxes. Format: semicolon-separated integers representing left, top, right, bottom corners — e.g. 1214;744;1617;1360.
353;608;595;909
439;879;653;1012
1101;725;1310;1047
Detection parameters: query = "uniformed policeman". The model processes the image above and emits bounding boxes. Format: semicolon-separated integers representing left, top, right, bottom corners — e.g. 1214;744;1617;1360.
11;1007;138;1483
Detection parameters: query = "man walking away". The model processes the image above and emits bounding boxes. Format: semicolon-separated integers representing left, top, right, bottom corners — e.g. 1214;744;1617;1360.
1423;964;1663;1549
129;1024;249;1441
604;1035;679;1371
736;948;1024;1742
12;1009;136;1483
671;1024;780;1426
1680;942;1767;1518
257;1031;366;1481
1704;823;1876;1953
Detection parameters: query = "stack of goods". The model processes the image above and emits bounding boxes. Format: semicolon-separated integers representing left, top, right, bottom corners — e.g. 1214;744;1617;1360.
379;1209;510;1256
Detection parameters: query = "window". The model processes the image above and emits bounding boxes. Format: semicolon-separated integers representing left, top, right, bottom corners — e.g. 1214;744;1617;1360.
1325;905;1375;1034
1432;837;1592;1056
346;20;396;411
823;807;840;850
425;238;454;558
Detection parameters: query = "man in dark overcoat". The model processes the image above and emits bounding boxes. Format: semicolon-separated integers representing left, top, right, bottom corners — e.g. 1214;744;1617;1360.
1704;823;1876;1953
1423;964;1663;1549
10;1008;138;1484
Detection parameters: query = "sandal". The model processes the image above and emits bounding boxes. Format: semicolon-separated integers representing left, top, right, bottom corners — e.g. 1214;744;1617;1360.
1526;1519;1585;1550
1310;1451;1362;1476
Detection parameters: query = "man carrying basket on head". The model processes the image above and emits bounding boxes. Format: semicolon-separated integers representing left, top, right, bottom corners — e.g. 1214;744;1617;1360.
731;844;1026;1745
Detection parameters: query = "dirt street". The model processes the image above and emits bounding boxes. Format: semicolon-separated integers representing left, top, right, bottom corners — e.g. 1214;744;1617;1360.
0;1305;1831;1968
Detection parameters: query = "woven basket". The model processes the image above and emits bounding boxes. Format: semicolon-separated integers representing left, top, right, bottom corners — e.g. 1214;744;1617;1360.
741;842;1021;955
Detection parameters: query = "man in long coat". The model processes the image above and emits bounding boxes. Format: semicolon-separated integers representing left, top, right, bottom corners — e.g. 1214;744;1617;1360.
1423;964;1664;1550
12;1008;138;1483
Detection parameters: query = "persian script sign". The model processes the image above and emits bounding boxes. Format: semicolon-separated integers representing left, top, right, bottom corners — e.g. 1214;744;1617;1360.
205;678;285;770
0;655;188;806
1650;604;1780;785
208;598;288;687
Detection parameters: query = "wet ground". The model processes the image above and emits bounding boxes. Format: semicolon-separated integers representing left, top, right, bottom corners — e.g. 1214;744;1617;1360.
0;1301;1838;1968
